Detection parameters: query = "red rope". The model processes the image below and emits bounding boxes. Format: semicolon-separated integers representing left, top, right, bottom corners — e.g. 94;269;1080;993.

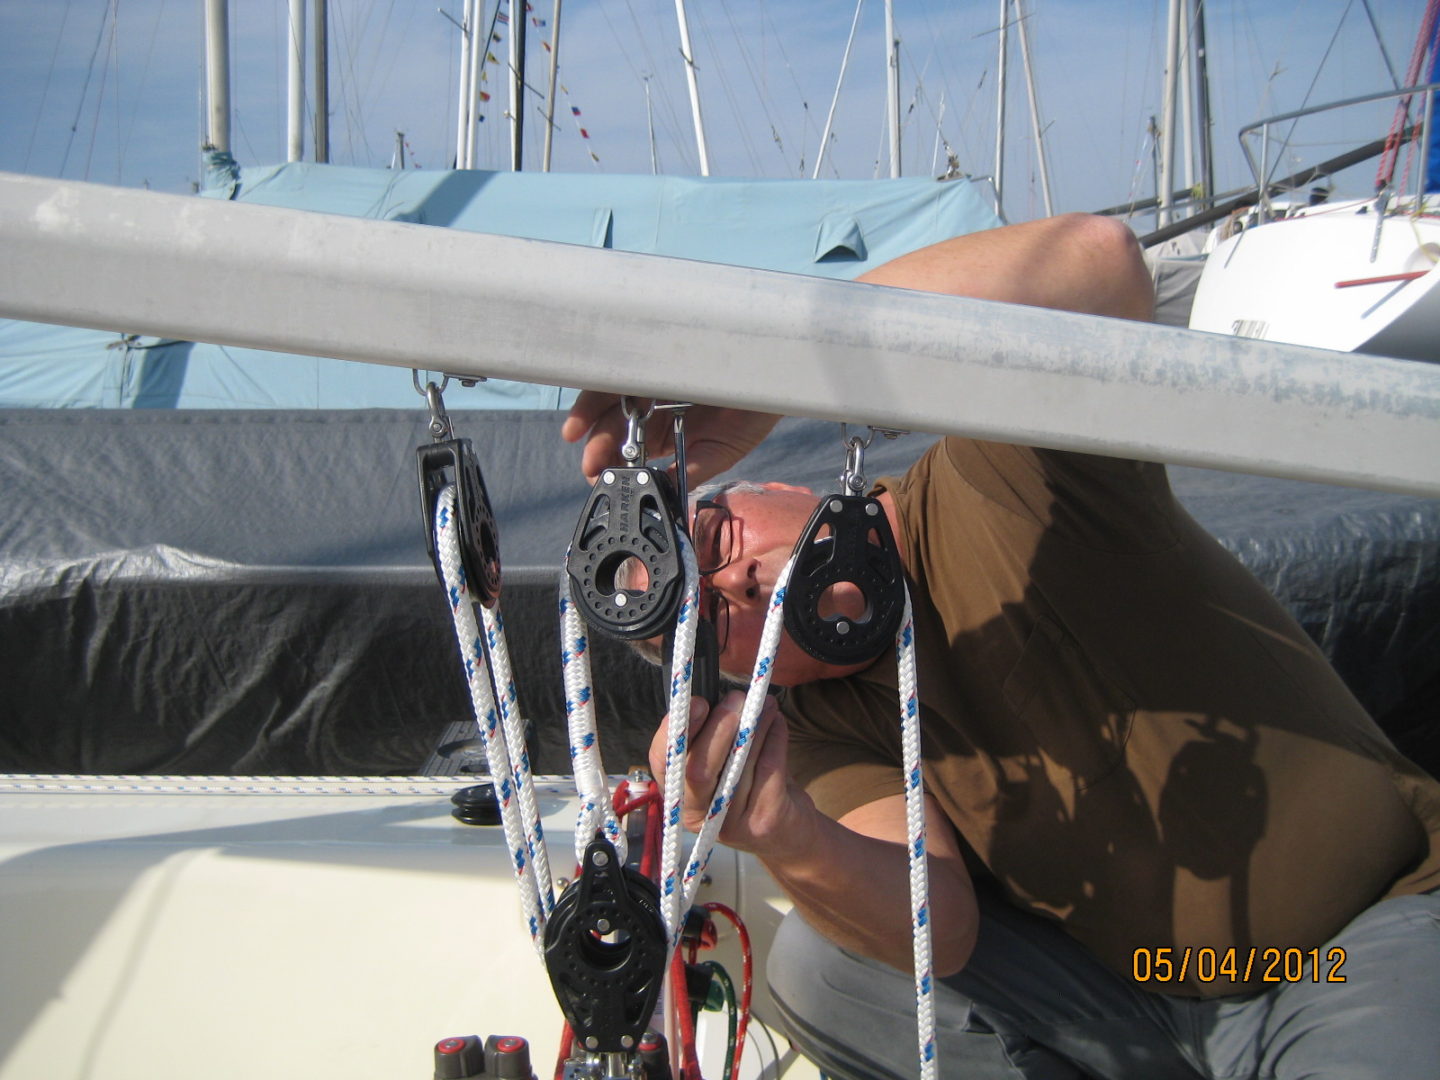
1376;0;1440;190
702;902;754;1080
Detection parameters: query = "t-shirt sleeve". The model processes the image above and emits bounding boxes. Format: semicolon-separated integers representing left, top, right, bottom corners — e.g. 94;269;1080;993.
935;438;1181;554
780;675;907;821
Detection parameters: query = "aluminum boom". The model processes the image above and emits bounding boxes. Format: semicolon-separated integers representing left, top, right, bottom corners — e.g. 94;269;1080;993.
1;173;1437;496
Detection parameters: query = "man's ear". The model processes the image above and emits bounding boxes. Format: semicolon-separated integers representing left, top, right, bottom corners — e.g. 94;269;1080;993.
760;481;813;495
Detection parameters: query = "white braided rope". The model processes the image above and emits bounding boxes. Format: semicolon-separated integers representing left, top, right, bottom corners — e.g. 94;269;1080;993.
896;590;937;1080
659;534;702;936
480;601;554;918
675;555;797;928
558;565;623;866
434;485;548;951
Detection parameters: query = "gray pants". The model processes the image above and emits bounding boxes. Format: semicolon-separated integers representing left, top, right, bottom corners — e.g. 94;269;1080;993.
767;885;1440;1079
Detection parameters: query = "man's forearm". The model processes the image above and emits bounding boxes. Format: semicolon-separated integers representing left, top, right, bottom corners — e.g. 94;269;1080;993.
757;809;976;976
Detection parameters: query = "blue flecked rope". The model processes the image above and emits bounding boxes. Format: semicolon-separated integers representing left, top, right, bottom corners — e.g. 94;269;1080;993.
435;485;553;952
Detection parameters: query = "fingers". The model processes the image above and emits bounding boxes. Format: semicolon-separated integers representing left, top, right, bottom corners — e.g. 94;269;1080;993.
650;690;792;855
723;698;785;829
676;409;782;488
650;694;710;782
562;393;782;485
684;690;748;812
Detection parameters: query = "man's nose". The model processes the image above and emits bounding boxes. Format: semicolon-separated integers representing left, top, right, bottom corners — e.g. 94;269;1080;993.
708;556;759;601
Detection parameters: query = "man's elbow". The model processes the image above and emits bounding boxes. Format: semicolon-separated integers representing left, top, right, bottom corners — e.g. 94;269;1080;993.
932;916;978;977
1050;212;1156;322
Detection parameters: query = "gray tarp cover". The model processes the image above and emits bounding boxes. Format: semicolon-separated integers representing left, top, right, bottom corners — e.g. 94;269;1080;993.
1;409;1436;777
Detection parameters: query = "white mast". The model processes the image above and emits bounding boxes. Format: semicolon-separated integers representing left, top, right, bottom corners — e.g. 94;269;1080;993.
1014;0;1053;215
203;0;231;153
814;0;865;180
455;0;474;167
465;0;485;167
994;0;1009;214
674;0;711;175
1158;0;1182;227
287;0;306;161
884;0;901;177
542;0;564;172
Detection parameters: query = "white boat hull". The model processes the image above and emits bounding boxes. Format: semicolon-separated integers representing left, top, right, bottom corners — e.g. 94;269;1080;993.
1189;200;1440;363
0;775;818;1080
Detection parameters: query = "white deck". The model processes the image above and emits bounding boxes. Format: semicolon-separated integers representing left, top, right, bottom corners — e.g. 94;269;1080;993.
0;775;817;1080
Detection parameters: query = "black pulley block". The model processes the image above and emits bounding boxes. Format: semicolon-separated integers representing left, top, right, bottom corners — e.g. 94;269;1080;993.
565;467;685;640
782;494;906;666
418;438;502;607
543;836;669;1054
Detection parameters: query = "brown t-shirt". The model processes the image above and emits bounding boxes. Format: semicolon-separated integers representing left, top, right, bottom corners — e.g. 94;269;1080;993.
783;437;1440;997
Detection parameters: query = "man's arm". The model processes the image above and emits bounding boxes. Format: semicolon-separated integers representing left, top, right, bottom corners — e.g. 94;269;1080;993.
661;692;977;975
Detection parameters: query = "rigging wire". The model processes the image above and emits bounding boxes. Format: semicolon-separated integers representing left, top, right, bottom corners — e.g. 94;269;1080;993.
82;0;119;183
594;0;693;173
692;2;763;174
23;0;77;173
909;0;968;172
716;0;800;175
58;0;112;179
118;0;170;185
758;0;824;173
1268;0;1357;188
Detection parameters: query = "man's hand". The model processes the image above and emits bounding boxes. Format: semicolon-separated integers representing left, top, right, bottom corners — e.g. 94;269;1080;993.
651;690;978;975
651;691;818;861
562;392;782;487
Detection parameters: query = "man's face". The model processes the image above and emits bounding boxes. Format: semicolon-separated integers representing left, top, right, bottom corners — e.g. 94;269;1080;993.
695;484;865;687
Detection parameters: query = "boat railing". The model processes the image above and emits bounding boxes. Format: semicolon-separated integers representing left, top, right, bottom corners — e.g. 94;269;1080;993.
1240;80;1440;221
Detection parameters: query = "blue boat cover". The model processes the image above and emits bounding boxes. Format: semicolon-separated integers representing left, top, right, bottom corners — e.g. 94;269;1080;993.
0;154;1001;409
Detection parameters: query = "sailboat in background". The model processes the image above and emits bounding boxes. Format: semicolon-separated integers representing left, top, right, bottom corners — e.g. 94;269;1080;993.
1187;68;1440;362
1139;2;1440;363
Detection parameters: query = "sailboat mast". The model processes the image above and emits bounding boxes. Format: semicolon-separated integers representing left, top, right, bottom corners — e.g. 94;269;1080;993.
674;0;711;175
814;0;865;180
1158;0;1181;227
1179;3;1195;200
542;0;563;172
288;0;306;162
510;0;528;170
314;0;329;162
994;0;1009;215
1014;0;1052;215
455;0;474;167
885;0;901;177
203;0;231;153
465;0;485;167
1193;0;1214;210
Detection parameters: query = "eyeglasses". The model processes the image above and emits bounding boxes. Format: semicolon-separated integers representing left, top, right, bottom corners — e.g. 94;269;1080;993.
691;500;736;576
691;500;734;652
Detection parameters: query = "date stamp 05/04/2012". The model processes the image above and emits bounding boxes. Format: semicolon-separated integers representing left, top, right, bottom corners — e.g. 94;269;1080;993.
1132;946;1348;985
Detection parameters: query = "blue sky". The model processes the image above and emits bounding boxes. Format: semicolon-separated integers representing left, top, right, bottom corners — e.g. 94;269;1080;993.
0;0;1429;222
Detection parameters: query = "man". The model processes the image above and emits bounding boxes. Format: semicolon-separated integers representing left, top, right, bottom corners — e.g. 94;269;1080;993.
561;214;1440;1079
